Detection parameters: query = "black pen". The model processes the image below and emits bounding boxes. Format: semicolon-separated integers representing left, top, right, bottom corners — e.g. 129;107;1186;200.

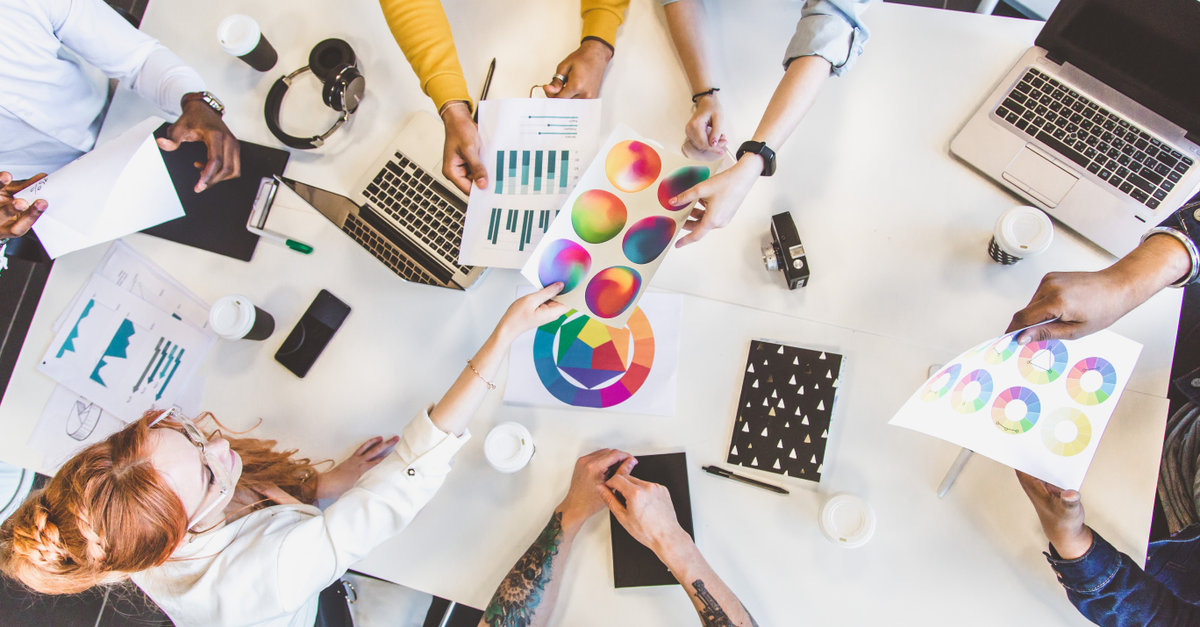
702;465;789;495
473;57;496;124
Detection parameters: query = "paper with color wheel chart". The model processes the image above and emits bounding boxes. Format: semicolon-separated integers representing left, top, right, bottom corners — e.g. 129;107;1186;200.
38;273;215;423
459;98;602;268
505;290;679;416
520;124;711;327
16;117;184;258
889;329;1142;490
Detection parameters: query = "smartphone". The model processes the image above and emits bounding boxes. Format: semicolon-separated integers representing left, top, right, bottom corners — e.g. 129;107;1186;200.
274;290;351;378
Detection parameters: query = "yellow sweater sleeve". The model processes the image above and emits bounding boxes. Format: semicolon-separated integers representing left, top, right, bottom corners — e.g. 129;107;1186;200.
378;0;471;111
581;0;630;47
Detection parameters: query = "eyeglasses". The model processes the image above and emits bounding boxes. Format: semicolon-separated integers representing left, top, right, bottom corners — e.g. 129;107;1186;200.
150;407;232;530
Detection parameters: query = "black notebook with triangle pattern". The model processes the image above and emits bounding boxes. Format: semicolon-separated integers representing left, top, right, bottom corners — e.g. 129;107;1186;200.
726;340;843;482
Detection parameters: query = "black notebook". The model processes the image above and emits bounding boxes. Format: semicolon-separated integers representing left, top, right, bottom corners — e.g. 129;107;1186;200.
143;123;290;261
726;340;843;482
610;452;693;588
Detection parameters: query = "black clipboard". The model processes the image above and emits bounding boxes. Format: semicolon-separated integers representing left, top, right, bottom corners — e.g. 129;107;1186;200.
142;123;289;261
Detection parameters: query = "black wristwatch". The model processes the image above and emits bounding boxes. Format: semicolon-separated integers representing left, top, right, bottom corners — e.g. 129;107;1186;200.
737;140;776;176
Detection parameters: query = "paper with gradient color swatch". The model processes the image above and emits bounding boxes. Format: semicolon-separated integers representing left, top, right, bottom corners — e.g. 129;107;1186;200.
520;125;710;327
889;329;1141;489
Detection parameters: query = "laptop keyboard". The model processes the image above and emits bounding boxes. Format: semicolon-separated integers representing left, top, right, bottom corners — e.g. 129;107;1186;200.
341;213;442;285
994;68;1194;212
362;153;468;268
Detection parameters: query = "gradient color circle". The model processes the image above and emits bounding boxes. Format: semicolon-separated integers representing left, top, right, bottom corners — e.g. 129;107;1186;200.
1066;357;1117;405
657;166;711;210
1042;408;1093;456
605;140;662;193
921;363;962;402
991;386;1041;434
1017;340;1069;384
532;307;655;408
983;335;1020;364
538;239;592;293
585;266;642;319
622;216;677;264
571;189;627;243
951;369;993;414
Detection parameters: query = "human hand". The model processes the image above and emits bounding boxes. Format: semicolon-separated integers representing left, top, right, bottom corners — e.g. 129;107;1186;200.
682;94;726;160
599;472;692;558
669;156;760;247
440;101;487;194
495;283;569;342
0;172;48;239
315;436;400;502
557;449;636;531
1016;470;1093;560
1006;270;1137;345
543;39;613;99
158;95;241;193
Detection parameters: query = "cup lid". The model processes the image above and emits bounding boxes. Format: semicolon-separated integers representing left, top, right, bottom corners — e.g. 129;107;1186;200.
484;422;534;472
819;493;876;548
217;15;261;56
209;295;255;339
994;206;1054;257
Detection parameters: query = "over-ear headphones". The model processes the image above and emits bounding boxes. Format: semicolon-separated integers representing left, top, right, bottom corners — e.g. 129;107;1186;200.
264;39;365;149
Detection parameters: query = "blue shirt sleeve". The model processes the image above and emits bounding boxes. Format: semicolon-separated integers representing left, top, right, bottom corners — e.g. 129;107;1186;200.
783;0;872;76
1046;530;1200;626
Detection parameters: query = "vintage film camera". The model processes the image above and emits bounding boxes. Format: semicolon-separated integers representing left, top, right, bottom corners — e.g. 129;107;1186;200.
763;211;809;289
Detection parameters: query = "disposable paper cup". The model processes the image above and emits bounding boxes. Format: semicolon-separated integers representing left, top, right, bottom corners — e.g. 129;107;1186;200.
209;294;275;341
217;15;277;71
989;206;1054;265
819;493;876;549
484;422;535;473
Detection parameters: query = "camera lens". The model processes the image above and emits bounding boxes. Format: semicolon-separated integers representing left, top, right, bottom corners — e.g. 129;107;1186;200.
762;244;779;271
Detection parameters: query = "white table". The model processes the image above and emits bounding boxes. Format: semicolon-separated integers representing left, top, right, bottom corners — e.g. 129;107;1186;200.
0;1;1179;625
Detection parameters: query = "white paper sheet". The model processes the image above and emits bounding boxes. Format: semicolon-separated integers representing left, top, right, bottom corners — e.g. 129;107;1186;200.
38;274;215;422
54;241;211;333
889;329;1143;490
459;99;602;268
18;117;184;258
520;125;712;327
505;290;680;416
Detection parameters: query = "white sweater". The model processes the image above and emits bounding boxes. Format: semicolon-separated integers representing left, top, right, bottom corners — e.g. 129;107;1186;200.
132;410;469;627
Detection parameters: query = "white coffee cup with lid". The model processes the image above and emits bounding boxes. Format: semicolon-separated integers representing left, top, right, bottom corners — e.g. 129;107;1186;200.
209;294;275;341
819;492;876;549
484;422;535;473
989;206;1054;265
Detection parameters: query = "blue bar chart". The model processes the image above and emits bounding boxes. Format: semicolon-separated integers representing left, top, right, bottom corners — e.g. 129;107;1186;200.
494;150;578;196
486;207;556;252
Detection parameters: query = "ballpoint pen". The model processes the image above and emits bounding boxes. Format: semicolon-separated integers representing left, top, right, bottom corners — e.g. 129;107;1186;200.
247;225;313;255
473;57;496;124
702;465;789;495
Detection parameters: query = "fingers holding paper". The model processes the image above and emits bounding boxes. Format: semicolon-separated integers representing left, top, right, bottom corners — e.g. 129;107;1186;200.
497;282;569;341
683;94;727;160
543;39;613;99
671;159;759;248
159;97;242;193
440;101;488;194
1015;470;1094;560
0;172;49;239
1006;271;1132;345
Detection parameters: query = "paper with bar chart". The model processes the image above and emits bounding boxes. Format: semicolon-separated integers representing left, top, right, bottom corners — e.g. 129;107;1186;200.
38;274;215;422
459;98;601;268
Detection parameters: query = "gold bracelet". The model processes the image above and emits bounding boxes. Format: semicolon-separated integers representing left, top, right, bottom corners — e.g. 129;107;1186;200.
438;99;471;118
466;359;496;391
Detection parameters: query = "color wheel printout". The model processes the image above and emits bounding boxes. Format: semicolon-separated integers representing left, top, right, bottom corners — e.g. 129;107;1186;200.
889;329;1142;490
460;98;602;268
505;291;680;415
520;125;712;327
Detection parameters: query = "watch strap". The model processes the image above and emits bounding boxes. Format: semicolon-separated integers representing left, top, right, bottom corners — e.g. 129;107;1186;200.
737;140;777;177
183;91;225;117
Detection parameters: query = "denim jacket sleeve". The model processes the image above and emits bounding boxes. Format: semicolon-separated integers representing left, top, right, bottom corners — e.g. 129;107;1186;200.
1046;530;1200;626
1154;201;1200;286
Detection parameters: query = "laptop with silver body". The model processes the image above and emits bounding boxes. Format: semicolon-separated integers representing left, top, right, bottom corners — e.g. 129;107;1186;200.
950;0;1200;257
283;111;485;290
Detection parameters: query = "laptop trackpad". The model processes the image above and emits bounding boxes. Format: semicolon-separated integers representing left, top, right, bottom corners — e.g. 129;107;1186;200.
1002;146;1078;207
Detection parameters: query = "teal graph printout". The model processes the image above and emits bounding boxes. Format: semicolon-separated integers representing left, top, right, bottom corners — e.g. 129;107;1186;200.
460;98;601;269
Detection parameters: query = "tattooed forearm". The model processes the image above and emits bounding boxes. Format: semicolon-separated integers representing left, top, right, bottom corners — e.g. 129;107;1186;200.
482;513;565;627
692;579;758;627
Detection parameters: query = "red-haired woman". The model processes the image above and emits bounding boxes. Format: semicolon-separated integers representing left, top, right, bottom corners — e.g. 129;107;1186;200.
0;285;565;626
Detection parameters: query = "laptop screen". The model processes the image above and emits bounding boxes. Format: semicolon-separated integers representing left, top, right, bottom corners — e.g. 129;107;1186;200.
1037;0;1200;142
